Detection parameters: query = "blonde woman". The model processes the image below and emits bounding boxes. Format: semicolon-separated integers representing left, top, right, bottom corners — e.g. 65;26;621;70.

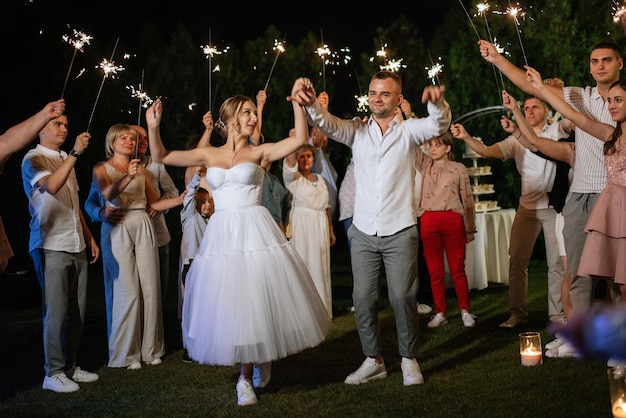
92;124;183;371
145;80;331;407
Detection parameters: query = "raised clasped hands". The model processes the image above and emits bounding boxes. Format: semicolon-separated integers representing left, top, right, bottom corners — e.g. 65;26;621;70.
288;77;317;106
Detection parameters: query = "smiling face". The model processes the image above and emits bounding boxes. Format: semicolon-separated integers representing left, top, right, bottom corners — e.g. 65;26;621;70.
590;47;623;85
112;129;138;157
368;75;403;119
607;84;626;123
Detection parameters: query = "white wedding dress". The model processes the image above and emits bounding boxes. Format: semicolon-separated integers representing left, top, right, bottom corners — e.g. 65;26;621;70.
182;162;331;365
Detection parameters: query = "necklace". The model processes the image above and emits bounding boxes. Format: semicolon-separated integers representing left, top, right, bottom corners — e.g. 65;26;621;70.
109;159;129;174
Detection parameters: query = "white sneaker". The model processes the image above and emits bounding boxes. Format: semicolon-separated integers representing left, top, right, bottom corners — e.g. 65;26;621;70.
236;376;258;406
427;313;448;328
69;367;99;383
127;362;142;370
42;372;80;393
545;337;563;350
401;357;424;386
344;357;387;385
462;312;476;328
545;341;579;358
608;358;626;369
146;358;162;366
417;303;433;315
252;362;272;388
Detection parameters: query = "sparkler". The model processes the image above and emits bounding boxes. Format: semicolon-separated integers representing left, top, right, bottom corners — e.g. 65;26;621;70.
426;52;444;85
353;69;368;113
505;2;529;67
458;0;482;40
87;37;124;132
201;29;229;112
476;3;495;44
60;29;93;98
612;1;626;37
126;72;154;124
264;36;286;92
475;2;506;102
316;29;331;92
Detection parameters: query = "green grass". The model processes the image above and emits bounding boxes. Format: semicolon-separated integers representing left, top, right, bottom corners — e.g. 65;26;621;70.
0;254;614;417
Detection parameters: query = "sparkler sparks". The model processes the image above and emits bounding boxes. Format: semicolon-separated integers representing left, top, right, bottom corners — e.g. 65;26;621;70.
60;29;93;98
264;37;286;92
355;95;369;113
612;1;626;37
426;56;444;85
201;31;230;112
86;37;124;132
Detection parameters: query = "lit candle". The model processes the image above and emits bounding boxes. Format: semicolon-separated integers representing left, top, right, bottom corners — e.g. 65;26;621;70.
520;347;542;366
613;399;626;418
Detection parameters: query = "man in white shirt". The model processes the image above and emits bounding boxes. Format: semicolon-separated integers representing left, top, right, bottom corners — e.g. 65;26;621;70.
291;70;451;386
22;113;100;393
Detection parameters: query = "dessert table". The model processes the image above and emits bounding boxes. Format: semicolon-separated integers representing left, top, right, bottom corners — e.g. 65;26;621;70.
444;208;515;290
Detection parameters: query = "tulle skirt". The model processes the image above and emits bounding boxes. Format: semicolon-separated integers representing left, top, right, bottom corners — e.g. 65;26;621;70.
182;204;332;365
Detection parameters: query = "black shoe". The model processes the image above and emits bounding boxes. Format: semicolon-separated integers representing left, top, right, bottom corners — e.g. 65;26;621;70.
182;349;193;363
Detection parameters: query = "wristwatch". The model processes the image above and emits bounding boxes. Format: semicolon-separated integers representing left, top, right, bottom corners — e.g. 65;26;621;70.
69;149;80;157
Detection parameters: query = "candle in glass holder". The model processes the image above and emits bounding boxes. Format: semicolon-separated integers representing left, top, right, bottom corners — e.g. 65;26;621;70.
519;332;542;366
520;347;542;366
608;367;626;418
612;399;626;418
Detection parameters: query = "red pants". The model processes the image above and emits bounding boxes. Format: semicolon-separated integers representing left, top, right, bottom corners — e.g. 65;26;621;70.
420;211;470;314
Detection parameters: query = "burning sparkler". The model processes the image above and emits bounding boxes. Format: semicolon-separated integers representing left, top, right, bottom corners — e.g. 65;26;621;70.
264;37;286;92
60;29;93;98
202;29;229;112
87;37;125;132
426;53;444;85
612;1;626;37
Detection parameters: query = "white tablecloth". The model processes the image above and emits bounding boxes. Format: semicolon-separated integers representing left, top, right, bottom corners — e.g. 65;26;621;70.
445;208;515;290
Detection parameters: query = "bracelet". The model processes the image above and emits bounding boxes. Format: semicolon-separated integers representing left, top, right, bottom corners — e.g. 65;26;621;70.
513;131;521;139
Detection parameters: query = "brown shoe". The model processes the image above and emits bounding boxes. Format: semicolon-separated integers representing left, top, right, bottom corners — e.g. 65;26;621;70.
499;315;527;328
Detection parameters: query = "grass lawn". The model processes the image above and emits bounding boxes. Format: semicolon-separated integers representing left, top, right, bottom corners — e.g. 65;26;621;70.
0;248;614;417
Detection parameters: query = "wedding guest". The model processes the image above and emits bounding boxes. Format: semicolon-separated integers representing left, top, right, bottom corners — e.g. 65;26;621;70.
92;123;184;371
451;94;569;329
526;66;626;367
0;99;65;273
501;89;576;355
291;70;451;386
133;124;179;304
145;82;331;407
22;112;100;393
179;166;213;363
310;92;339;220
415;132;477;328
283;143;336;318
478;40;622;323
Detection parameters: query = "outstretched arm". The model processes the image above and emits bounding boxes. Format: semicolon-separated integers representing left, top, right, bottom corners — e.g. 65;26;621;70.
451;123;503;159
502;90;575;165
0;99;65;173
146;99;209;168
526;66;614;142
